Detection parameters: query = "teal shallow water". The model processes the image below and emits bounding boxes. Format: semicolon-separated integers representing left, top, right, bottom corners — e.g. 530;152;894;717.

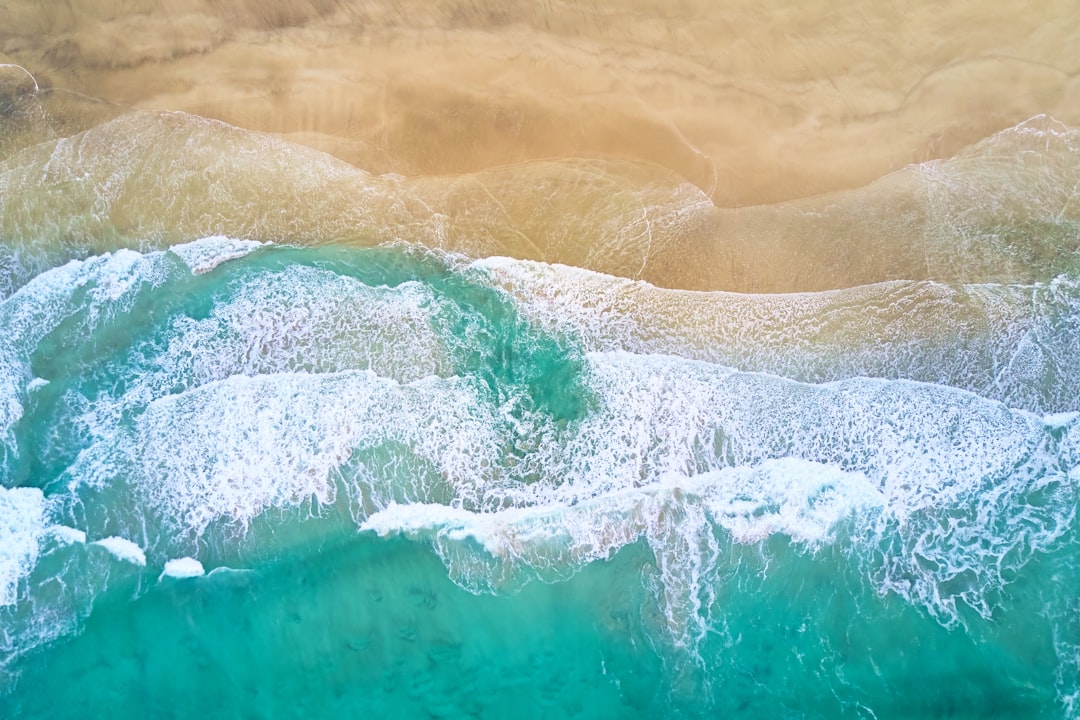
3;526;1075;719
2;115;1080;718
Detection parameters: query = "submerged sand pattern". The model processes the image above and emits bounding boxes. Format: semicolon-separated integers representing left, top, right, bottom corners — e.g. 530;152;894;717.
2;110;1080;295
2;0;1080;206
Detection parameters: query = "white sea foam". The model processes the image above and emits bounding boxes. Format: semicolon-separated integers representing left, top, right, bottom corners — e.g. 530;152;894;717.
579;353;1077;625
0;249;172;462
1045;412;1079;430
0;486;47;606
477;257;1080;413
47;525;87;545
359;350;1078;637
82;369;505;539
92;536;147;566
161;266;454;382
64;263;461;460
161;557;205;579
0;258;88;455
363;459;881;556
169;236;265;275
19;242;1075;657
59;342;1077;635
78;248;153;302
363;459;884;648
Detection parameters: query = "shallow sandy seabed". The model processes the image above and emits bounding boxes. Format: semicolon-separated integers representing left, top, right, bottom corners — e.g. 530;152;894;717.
1;0;1079;206
2;109;1078;295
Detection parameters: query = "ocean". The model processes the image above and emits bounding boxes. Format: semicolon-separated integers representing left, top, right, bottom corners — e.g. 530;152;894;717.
1;2;1080;718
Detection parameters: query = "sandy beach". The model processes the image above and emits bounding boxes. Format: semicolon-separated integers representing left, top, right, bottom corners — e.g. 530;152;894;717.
2;0;1078;206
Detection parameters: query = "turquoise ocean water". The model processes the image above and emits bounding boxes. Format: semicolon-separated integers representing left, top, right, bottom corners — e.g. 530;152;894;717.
1;108;1080;719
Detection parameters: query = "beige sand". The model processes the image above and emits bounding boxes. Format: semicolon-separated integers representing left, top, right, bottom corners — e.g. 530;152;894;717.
2;0;1079;206
3;111;1078;294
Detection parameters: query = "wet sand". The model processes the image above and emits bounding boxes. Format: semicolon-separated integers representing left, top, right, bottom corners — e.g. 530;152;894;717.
3;110;1077;295
2;0;1079;206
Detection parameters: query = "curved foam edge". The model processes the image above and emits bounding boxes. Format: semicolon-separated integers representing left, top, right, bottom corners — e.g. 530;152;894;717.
91;536;147;566
361;459;883;590
160;557;205;580
362;458;882;551
168;236;266;275
47;525;87;545
361;459;883;650
475;255;1080;414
